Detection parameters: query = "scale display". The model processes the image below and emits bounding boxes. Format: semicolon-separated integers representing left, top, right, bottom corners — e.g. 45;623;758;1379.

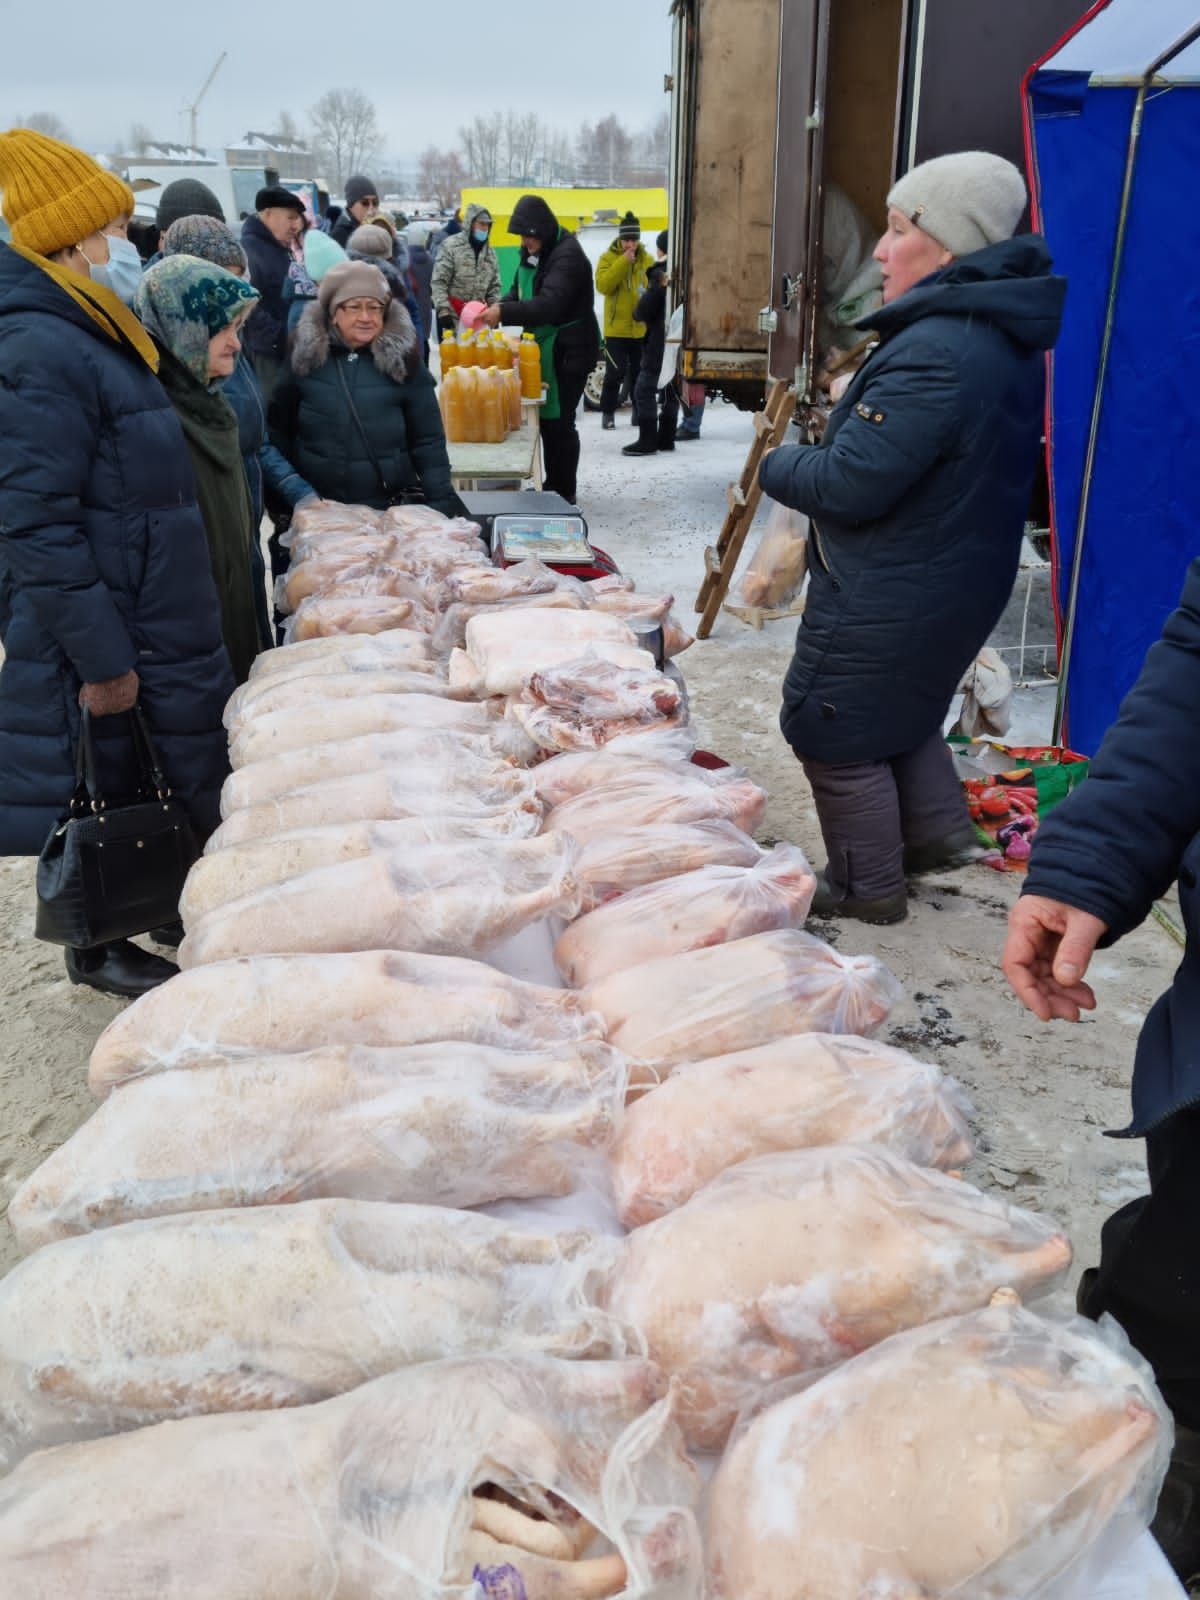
494;516;594;565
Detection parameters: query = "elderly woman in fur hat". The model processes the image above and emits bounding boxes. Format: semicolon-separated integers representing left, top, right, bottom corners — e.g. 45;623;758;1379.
268;260;457;515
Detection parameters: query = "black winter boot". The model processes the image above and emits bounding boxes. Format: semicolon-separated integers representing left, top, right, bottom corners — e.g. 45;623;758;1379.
1152;1424;1200;1588
65;940;178;998
809;872;909;926
656;418;676;452
622;420;658;457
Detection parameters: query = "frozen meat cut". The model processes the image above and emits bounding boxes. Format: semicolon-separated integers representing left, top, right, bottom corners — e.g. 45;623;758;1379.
546;767;767;843
228;692;493;768
574;822;764;909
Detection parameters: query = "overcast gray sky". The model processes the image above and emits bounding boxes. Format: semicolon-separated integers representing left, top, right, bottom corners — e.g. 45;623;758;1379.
3;0;675;162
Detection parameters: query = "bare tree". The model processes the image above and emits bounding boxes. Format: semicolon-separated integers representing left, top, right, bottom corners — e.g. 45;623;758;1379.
458;112;504;186
539;126;575;186
575;114;634;185
503;112;541;184
309;88;381;194
128;122;154;157
18;112;72;144
636;111;670;183
417;146;467;212
274;109;304;148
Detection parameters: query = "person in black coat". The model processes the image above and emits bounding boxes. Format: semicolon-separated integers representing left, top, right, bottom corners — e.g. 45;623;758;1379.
760;151;1066;924
240;185;306;399
331;174;380;248
269;261;459;515
1004;560;1200;1580
624;229;678;458
0;128;233;998
477;194;600;505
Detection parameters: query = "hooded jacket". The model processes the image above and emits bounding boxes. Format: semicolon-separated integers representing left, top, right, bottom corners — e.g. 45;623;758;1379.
760;236;1066;765
498;196;600;378
431;204;501;318
634;260;669;375
0;243;232;851
240;214;293;362
269;299;457;514
595;237;651;340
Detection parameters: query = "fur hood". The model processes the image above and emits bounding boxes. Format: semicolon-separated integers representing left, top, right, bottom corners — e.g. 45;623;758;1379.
290;298;420;382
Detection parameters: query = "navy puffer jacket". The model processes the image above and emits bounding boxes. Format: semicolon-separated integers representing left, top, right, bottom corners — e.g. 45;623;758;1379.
1024;562;1200;1137
761;238;1066;765
269;299;458;514
0;244;233;853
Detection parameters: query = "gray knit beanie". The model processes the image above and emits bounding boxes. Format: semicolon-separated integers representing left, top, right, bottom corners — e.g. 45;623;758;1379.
887;151;1027;259
346;223;391;260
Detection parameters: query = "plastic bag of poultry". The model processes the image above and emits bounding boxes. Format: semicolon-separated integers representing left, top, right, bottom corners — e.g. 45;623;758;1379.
585;586;673;628
555;845;816;987
285;500;381;538
287;526;400;564
225;668;469;731
546;767;767;844
179;834;581;967
457;607;643;683
443;558;578;609
533;750;699;809
432;589;590;657
247;627;434;680
601;1146;1072;1450
735;498;808;610
228;691;494;768
0;1199;632;1471
183;813;542;924
383;503;483;538
574;821;764;910
206;768;541;851
0;1355;703;1600
508;658;689;755
275;556;431;616
219;728;521;816
584;929;899;1076
88;949;603;1094
283;593;425;642
612;1034;975;1226
12;1040;626;1249
706;1295;1170;1600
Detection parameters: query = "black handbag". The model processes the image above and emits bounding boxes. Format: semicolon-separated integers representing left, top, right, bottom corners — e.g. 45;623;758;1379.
35;706;199;949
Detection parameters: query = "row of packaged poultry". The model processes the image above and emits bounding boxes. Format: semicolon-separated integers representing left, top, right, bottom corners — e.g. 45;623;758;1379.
0;502;1169;1599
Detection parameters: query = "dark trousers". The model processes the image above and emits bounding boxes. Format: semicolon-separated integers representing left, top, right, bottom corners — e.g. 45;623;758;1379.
634;364;679;444
541;362;589;505
1080;1109;1200;1431
802;729;970;899
599;337;646;419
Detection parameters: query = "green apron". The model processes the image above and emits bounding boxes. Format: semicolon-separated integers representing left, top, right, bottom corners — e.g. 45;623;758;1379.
516;234;575;422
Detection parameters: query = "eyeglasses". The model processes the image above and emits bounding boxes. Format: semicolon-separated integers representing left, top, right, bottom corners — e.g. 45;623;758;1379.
339;299;385;315
358;197;380;208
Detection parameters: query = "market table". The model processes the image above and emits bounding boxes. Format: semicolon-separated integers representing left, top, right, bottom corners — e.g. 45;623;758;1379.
447;404;543;492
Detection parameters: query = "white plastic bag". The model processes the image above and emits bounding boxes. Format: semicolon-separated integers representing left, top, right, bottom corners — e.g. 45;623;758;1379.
546;766;767;844
228;691;493;769
246;628;433;680
283;592;424;642
735;497;808;609
602;1146;1072;1449
573;820;763;910
507;657;688;755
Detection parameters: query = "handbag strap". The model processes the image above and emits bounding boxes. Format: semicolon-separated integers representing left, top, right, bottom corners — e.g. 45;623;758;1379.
129;705;171;800
69;704;171;815
334;357;396;502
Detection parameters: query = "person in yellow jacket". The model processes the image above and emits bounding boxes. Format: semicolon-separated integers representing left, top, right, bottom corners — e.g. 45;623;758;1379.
594;211;650;430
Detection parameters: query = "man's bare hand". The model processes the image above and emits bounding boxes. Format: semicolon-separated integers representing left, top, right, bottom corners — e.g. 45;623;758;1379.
79;669;139;717
1002;894;1108;1022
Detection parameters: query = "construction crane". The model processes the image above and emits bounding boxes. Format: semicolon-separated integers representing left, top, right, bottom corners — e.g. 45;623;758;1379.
187;51;227;153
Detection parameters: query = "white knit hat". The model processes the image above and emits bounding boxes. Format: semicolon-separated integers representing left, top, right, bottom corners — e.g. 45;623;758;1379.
887;151;1027;258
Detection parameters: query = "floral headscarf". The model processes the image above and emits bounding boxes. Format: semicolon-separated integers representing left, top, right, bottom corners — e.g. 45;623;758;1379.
135;254;259;385
161;214;249;275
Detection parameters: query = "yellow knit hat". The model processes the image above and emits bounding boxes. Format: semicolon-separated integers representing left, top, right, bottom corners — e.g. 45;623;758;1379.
0;127;134;258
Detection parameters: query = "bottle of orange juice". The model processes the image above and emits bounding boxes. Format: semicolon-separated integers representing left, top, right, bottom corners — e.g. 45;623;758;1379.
491;331;513;370
506;367;522;431
518;332;542;399
443;368;467;442
439;329;459;372
464;368;484;441
457;329;477;368
475;331;494;370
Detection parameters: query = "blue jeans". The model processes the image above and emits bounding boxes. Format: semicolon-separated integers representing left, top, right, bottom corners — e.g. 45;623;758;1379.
678;399;704;437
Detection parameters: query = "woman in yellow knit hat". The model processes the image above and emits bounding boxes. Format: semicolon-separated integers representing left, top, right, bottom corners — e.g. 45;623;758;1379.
0;128;234;998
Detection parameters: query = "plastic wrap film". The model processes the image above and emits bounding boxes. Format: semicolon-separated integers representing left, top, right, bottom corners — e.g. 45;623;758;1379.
706;1298;1170;1600
612;1035;976;1227
584;930;899;1075
179;835;581;967
228;691;495;768
182;814;542;924
585;588;673;628
218;729;517;818
508;659;688;755
0;1356;702;1600
433;590;590;657
603;1147;1072;1450
87;949;604;1094
246;627;434;680
555;846;816;988
11;1041;626;1249
546;768;767;846
573;822;764;910
285;500;382;538
286;527;402;565
226;669;470;733
456;609;644;697
532;751;700;810
283;593;426;641
443;558;580;608
207;767;540;850
0;1199;631;1470
276;556;432;616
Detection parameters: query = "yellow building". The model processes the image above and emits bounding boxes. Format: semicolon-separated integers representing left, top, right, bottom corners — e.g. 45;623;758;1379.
459;187;668;239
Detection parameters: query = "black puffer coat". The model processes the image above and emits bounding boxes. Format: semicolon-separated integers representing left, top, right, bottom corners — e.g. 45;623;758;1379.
240;215;292;362
269;300;457;514
0;244;232;852
634;262;668;376
761;237;1066;765
498;196;599;384
1024;561;1200;1136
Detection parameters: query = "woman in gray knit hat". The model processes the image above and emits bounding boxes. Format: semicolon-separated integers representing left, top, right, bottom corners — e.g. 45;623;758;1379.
760;151;1067;924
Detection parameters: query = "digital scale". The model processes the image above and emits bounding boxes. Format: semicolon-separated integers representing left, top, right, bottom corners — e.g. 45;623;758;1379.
458;491;606;570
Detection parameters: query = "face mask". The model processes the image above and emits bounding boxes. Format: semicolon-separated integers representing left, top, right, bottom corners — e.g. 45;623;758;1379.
472;227;489;244
90;235;143;304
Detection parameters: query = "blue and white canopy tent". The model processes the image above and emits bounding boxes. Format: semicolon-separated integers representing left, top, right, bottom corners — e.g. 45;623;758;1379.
1024;0;1200;754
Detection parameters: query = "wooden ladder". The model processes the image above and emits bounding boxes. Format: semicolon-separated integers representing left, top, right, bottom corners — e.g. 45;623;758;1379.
693;379;796;639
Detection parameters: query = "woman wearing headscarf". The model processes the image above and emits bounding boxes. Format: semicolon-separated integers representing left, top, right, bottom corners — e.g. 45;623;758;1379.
136;255;266;685
760;152;1066;925
269;260;458;514
159;215;316;647
0;129;232;997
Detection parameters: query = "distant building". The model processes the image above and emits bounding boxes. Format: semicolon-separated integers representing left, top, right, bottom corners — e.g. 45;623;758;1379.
225;132;314;181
